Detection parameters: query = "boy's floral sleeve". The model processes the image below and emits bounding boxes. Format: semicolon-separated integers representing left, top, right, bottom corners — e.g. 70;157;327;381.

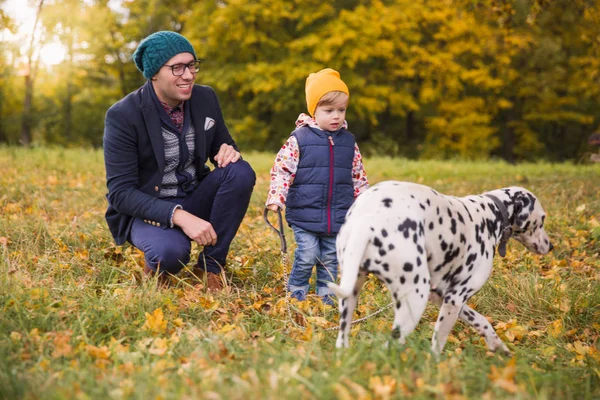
352;144;369;197
266;137;300;208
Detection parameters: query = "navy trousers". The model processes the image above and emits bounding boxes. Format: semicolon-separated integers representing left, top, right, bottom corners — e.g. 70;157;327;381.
130;160;255;274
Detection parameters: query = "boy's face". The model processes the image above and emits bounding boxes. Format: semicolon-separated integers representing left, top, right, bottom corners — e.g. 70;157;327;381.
314;97;348;132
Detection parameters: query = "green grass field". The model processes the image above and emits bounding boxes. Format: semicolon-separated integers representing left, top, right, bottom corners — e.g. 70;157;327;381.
1;147;599;399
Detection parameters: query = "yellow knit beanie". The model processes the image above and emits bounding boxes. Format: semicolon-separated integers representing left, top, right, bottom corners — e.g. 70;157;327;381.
305;68;349;116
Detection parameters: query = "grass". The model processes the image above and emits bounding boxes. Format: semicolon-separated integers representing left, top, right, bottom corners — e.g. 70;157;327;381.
0;146;599;399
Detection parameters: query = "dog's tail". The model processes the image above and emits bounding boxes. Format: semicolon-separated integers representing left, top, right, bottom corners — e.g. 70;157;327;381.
327;221;369;299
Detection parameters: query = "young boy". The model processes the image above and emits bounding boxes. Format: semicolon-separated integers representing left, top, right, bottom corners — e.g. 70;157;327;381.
266;68;369;305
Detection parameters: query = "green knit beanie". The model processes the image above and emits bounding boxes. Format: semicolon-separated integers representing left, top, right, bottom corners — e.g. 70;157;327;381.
133;31;197;80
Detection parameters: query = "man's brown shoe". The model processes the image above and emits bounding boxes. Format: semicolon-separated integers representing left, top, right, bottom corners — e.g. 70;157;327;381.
194;268;224;292
143;262;171;287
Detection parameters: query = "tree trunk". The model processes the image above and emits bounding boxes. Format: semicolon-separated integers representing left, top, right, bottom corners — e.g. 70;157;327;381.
20;0;45;147
64;33;74;142
20;73;33;146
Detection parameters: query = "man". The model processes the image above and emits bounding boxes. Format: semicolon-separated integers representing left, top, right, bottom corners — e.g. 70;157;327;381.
103;31;255;291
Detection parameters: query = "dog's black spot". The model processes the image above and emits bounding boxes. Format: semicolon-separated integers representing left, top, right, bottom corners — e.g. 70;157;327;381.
373;237;383;248
466;253;477;266
417;245;423;254
396;301;401;309
388;244;395;251
403;263;413;272
342;308;348;319
382;198;393;208
400;276;406;284
413;233;418;244
462;203;474;222
439;217;443;225
385;277;392;284
379;248;387;257
441;240;448;251
450;219;457;234
420;203;426;211
341;321;347;331
439;315;444;321
416;257;422;267
382;263;389;272
381;229;388;237
414;274;420;284
426;199;431;206
460;233;466;244
361;258;371;270
457;212;465;224
429;222;434;230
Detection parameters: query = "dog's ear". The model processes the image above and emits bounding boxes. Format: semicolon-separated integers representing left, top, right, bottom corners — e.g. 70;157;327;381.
513;191;535;230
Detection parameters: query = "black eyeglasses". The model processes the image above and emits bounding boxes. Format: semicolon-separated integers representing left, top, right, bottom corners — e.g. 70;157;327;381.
162;60;202;76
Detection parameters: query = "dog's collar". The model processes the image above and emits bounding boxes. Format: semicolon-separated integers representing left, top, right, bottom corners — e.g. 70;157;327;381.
485;194;512;257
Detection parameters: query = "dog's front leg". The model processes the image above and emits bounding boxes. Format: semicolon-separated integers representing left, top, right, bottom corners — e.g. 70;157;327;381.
429;291;511;355
431;298;462;356
459;305;511;355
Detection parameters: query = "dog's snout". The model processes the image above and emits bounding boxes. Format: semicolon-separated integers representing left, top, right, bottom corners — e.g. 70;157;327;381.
549;242;554;252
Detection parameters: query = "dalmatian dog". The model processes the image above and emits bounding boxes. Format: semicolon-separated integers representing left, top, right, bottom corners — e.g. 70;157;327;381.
329;181;553;355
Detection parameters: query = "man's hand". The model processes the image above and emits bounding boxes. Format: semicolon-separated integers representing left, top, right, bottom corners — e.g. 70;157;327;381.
215;143;241;168
172;209;217;246
267;204;280;212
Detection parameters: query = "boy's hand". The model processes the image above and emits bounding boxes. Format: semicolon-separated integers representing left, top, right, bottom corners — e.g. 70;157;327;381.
267;204;280;212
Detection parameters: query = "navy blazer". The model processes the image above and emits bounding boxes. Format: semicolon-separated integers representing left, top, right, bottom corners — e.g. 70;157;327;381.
103;81;238;245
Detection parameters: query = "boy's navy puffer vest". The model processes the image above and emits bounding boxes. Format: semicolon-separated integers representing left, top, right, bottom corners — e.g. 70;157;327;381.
285;126;355;234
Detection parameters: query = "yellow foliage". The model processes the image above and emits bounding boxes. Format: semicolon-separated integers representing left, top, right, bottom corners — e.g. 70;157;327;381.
488;358;520;394
143;308;167;335
86;345;110;360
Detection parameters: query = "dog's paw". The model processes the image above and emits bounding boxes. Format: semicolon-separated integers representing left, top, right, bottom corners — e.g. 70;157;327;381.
490;341;511;356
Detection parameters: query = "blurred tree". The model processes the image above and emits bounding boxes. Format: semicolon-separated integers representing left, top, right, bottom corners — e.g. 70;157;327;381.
21;0;45;146
40;0;86;143
1;0;598;160
0;1;17;143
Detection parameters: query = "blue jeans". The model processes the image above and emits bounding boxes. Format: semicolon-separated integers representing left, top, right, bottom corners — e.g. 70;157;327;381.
288;225;338;297
130;160;255;275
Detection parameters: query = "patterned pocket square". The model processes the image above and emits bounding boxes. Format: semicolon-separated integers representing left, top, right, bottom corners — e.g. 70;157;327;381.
204;117;215;131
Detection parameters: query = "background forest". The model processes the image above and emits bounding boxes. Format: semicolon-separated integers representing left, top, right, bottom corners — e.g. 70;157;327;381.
1;0;600;161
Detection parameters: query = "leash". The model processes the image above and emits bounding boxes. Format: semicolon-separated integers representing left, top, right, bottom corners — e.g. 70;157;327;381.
263;208;298;327
264;207;392;332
